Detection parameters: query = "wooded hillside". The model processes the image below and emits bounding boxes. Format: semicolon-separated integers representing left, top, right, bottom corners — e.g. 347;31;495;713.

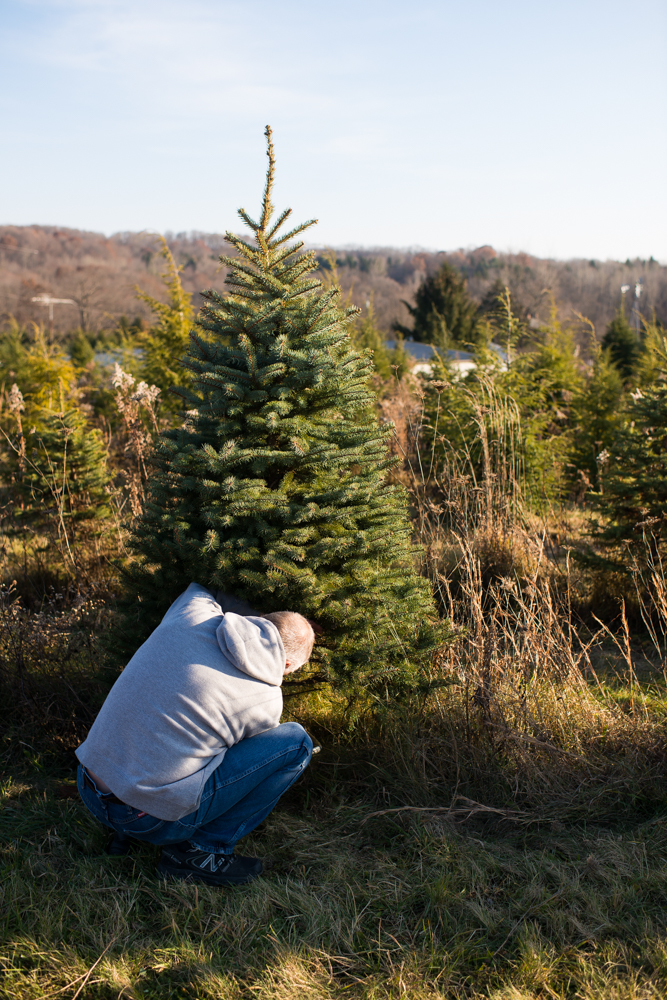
1;224;665;343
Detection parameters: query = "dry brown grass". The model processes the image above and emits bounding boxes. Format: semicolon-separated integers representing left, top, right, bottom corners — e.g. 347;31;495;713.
355;373;667;826
2;371;667;998
0;584;111;761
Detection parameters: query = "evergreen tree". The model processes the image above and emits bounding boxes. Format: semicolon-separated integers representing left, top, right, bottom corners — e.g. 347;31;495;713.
478;279;507;320
111;128;440;698
477;281;529;352
0;324;78;423
353;298;393;379
3;401;110;545
568;347;624;494
69;330;95;367
478;279;527;326
635;320;667;388
601;307;641;383
135;237;195;418
422;302;583;506
351;300;413;380
394;262;480;348
593;381;667;563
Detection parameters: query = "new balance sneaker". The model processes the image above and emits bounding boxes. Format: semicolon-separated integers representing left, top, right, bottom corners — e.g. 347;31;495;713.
157;843;263;886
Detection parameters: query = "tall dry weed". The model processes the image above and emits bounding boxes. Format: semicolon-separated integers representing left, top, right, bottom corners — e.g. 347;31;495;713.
0;583;110;754
108;363;161;519
371;372;667;823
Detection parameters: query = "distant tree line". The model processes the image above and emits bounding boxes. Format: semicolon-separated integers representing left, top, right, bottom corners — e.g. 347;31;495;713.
1;225;665;347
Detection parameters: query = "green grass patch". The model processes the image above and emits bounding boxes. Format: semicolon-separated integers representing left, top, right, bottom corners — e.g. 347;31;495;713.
2;751;667;999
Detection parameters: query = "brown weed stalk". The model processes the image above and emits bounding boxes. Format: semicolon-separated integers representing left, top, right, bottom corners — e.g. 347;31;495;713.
367;372;667;823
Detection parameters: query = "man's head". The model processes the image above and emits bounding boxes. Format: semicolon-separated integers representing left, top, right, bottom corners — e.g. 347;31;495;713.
261;612;315;674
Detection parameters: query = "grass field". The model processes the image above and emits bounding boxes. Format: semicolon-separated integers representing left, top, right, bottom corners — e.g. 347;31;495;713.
2;661;667;1000
2;452;667;997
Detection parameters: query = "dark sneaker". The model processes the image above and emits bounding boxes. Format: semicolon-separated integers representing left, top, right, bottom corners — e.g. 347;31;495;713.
157;843;263;886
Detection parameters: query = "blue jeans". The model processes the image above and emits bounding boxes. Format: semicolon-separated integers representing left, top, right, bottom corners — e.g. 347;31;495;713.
77;722;312;854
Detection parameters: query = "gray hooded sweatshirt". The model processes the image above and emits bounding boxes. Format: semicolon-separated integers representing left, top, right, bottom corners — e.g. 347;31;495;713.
76;583;285;821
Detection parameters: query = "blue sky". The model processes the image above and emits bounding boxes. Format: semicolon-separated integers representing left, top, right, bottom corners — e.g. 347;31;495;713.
2;0;666;259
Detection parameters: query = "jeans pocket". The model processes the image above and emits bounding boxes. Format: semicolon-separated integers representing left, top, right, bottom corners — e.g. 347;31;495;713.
107;802;165;837
123;815;166;838
78;780;110;826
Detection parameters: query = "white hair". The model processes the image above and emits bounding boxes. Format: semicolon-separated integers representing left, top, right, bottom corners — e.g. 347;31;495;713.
262;611;315;669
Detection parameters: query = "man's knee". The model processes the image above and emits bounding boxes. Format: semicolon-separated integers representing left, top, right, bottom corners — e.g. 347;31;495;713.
276;722;312;760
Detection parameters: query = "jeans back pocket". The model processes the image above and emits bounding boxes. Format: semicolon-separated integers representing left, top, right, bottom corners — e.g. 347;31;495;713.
107;802;165;838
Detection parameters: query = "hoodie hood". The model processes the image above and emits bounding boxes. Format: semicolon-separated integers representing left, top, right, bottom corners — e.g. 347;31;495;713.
216;613;285;686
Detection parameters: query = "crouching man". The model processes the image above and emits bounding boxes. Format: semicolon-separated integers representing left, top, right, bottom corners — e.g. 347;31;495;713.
76;583;315;887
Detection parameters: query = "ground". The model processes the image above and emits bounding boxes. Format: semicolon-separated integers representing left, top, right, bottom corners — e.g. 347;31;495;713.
2;727;667;1000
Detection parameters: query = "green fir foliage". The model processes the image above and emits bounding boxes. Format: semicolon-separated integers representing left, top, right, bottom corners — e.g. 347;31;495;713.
68;331;95;368
569;347;624;494
112;128;441;699
593;375;667;561
352;299;393;379
394;262;480;348
601;307;641;383
135;237;195;416
0;325;79;421
4;407;110;538
422;298;582;506
635;321;667;388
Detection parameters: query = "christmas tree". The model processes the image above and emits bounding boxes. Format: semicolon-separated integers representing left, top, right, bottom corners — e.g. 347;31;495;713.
393;262;480;348
601;307;641;383
135;237;195;419
3;395;110;559
594;380;667;565
568;346;624;494
112;128;440;697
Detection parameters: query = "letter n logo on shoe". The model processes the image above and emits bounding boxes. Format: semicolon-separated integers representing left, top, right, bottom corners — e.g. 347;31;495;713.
195;854;218;872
